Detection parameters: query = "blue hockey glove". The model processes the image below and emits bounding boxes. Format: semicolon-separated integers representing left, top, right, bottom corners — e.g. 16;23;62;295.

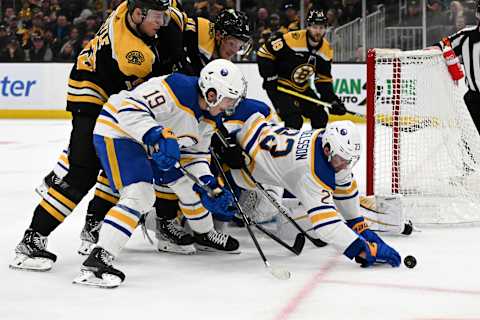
152;164;183;185
345;238;401;268
347;216;385;245
143;126;180;171
192;175;236;221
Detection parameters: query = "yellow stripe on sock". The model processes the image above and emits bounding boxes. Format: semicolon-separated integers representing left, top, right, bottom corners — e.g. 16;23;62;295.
40;200;65;222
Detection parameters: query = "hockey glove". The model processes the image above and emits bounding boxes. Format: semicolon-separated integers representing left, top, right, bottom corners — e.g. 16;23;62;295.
152;164;183;185
329;100;347;116
192;175;236;221
211;134;246;169
344;238;401;268
347;217;385;245
143;126;180;171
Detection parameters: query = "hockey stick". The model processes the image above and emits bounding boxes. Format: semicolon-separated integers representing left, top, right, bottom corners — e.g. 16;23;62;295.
213;130;327;247
239;164;328;248
208;150;305;256
179;161;293;280
279;83;435;133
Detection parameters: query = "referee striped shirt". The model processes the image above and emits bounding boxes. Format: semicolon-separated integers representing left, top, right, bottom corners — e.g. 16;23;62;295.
439;25;480;92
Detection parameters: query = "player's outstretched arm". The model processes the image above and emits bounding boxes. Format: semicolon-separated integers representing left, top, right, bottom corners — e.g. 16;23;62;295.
346;216;385;245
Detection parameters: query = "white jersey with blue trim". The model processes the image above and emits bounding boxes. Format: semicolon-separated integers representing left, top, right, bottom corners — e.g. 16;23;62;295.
225;99;361;252
94;72;218;178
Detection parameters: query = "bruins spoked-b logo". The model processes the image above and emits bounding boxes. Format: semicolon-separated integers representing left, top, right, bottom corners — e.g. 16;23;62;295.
126;51;145;65
292;63;315;84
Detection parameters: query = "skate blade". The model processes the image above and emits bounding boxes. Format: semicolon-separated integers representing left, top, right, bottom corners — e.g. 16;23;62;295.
77;241;95;256
9;255;53;272
73;270;122;289
194;245;241;255
157;241;197;255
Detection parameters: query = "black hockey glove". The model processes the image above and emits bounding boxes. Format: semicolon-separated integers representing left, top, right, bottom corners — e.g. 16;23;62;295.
211;134;247;169
262;75;278;92
330;100;347;116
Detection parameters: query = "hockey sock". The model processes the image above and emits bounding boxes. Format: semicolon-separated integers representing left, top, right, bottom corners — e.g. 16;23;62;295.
98;204;141;257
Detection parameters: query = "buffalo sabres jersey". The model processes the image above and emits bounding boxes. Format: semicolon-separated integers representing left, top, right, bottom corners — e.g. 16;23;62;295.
224;99;361;251
257;29;338;101
94;73;219;178
67;1;185;117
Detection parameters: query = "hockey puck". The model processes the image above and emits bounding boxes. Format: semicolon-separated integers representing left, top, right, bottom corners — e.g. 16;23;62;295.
404;255;417;268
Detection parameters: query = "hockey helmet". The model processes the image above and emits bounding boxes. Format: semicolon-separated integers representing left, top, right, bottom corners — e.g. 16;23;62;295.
322;120;361;170
127;0;170;13
215;9;251;43
198;59;247;115
306;8;328;27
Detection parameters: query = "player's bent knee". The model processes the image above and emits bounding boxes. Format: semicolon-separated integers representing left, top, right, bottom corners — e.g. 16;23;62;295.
118;182;155;214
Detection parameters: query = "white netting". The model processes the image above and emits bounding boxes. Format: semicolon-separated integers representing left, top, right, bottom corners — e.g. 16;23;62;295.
368;49;480;225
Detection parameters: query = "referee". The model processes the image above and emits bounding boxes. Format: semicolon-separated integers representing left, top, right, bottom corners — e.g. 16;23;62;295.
435;0;480;133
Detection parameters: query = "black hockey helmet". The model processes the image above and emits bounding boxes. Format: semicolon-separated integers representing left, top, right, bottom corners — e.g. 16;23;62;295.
306;8;327;27
214;9;251;43
127;0;170;14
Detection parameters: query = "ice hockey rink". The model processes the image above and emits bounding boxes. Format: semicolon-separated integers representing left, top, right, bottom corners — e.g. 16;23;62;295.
1;119;480;320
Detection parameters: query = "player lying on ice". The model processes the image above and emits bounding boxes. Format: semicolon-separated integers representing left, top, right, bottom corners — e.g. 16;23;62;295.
211;97;401;268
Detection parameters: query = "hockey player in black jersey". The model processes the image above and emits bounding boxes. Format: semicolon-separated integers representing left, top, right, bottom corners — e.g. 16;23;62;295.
10;0;187;272
183;8;252;76
257;8;347;130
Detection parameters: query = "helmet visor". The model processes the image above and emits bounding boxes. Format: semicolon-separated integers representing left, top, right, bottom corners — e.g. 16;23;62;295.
144;8;170;26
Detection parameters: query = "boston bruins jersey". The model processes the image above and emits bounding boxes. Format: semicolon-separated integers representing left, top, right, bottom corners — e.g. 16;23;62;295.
67;2;185;117
257;29;337;101
224;99;361;252
184;16;216;75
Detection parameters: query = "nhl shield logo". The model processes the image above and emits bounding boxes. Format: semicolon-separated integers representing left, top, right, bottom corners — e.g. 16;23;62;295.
126;51;145;65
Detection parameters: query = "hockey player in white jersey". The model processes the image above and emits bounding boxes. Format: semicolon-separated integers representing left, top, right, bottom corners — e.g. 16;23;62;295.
219;99;401;268
73;59;246;287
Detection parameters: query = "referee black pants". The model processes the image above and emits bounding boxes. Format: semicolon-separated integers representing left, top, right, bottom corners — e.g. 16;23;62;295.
464;90;480;134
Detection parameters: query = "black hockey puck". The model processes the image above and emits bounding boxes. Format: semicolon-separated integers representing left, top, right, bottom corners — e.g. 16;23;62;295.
404;255;417;268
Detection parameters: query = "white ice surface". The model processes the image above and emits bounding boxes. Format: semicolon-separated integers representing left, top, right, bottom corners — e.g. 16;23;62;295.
1;120;480;320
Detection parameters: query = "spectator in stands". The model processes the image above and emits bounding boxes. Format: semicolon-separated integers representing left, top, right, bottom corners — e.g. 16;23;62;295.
0;36;25;62
448;1;465;27
194;0;225;19
427;0;449;43
403;0;422;26
28;31;53;61
52;13;69;43
0;24;8;49
18;1;31;19
84;14;98;35
326;8;339;29
258;13;284;47
3;7;17;23
256;7;269;30
282;2;300;32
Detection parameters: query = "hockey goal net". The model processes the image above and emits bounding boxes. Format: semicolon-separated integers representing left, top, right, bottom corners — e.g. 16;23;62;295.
366;48;480;225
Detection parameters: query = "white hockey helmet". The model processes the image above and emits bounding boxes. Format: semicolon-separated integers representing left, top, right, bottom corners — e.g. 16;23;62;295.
322;120;361;169
198;59;247;115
